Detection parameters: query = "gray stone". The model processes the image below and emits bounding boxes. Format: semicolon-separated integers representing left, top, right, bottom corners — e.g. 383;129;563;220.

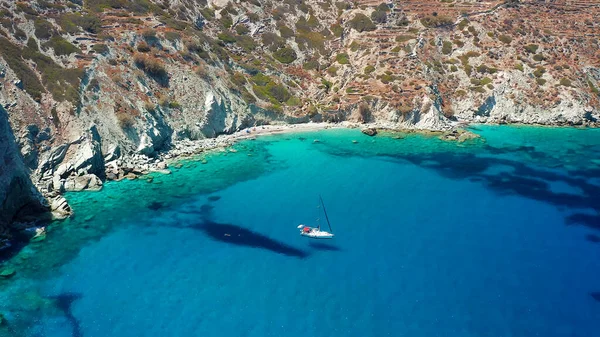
55;162;73;178
104;144;121;162
361;128;377;136
72;126;104;177
38;144;69;175
52;175;64;192
64;174;103;192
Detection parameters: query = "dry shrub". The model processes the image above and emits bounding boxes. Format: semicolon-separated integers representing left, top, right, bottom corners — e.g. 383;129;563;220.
115;102;135;129
137;41;151;52
133;53;168;86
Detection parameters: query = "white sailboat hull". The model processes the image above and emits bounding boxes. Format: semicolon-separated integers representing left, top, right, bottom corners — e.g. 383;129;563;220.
300;230;334;239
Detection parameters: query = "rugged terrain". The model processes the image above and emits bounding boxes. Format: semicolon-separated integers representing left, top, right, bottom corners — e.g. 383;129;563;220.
0;0;599;240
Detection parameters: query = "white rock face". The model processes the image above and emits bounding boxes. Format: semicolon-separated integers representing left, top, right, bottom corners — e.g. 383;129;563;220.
72;125;105;176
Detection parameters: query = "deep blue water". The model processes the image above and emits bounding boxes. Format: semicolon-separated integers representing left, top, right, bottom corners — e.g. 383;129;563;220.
1;126;600;337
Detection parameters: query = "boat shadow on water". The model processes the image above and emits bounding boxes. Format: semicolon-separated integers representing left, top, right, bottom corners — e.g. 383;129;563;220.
308;242;341;252
198;221;309;259
176;204;309;259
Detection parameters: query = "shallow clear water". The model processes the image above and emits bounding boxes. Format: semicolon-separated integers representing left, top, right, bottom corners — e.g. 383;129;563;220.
1;126;600;337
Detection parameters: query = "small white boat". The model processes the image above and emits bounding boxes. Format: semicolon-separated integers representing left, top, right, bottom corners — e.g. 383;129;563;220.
297;196;334;239
298;225;334;239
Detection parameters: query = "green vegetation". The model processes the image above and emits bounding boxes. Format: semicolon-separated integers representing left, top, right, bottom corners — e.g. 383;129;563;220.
349;41;361;51
455;89;467;97
458;51;480;76
498;34;512;44
396;35;414;43
364;65;375;74
295;31;326;54
348;13;376;32
371;10;387;24
262;32;285;52
476;64;497;74
533;53;544;62
231;72;247;86
273;47;297;64
458;19;469;30
220;14;233;29
217;31;237;43
200;7;215;20
442;41;452;55
251;73;291;105
331;24;343;37
533;66;545;78
450;65;458;72
0;37;45;101
536;78;546;85
235;35;256;52
34;18;54;40
453;39;464;47
327;66;338;76
321;78;333;92
85;0;160;14
487;32;494;38
336;53;350;64
515;63;524;72
236;24;250;35
378;73;395;84
278;25;294;38
470;77;492;86
167;101;181;109
303;59;320;71
16;3;38;15
559;78;572;87
164;31;181;42
58;13;102;34
524;44;539;53
43;36;80;56
420;15;453;28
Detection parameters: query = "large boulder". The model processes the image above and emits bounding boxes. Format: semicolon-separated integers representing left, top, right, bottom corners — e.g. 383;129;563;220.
72;125;104;177
361;128;377;136
50;195;71;220
103;144;121;162
136;110;172;156
38;144;69;177
64;174;103;192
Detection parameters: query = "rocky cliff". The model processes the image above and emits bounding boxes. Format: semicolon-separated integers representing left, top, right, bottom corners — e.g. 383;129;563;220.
0;0;599;236
0;106;48;247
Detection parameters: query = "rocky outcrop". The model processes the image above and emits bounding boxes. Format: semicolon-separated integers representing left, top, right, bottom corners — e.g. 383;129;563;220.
63;174;103;192
362;128;377;136
71;126;105;178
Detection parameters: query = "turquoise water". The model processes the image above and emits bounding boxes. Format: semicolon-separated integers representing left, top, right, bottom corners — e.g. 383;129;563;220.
1;126;600;336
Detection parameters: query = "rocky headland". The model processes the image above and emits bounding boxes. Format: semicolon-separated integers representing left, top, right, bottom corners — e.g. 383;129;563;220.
0;0;599;245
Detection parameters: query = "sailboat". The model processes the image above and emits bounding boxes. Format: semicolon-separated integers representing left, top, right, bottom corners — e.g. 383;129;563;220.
297;196;334;239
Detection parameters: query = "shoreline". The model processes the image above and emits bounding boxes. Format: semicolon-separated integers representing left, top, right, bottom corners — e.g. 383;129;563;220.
28;120;600;226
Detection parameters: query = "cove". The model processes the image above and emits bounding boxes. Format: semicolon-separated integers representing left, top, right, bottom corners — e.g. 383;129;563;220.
1;126;600;337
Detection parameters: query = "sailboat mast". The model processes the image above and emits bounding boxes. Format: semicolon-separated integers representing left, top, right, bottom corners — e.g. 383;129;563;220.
319;195;332;232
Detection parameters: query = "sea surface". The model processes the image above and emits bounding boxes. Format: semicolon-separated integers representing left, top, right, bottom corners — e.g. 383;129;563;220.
1;125;600;337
